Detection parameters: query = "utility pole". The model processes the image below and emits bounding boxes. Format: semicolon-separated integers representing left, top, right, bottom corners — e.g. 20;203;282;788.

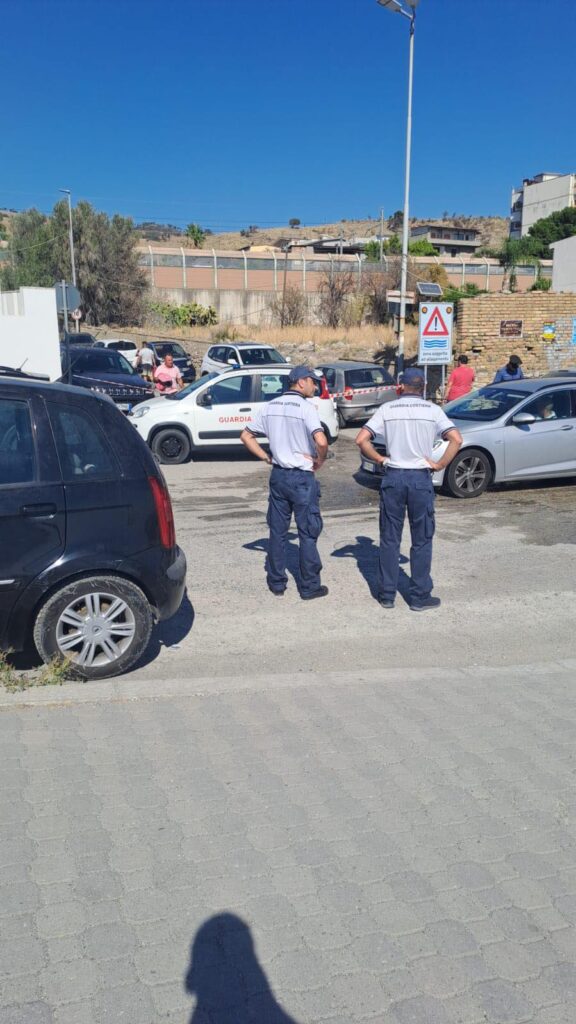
280;243;290;328
380;208;385;263
59;189;76;287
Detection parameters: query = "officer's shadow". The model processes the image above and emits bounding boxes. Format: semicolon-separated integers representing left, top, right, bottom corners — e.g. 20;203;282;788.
185;913;300;1023
331;535;411;604
243;533;301;587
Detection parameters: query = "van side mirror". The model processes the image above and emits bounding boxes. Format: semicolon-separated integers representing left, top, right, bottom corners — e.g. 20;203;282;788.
511;412;536;425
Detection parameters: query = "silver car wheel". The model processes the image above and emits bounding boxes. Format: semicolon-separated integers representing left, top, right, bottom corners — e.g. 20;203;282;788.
55;591;136;668
454;454;488;494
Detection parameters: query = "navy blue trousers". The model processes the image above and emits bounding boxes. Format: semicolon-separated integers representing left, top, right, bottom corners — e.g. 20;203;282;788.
378;468;436;603
266;467;323;596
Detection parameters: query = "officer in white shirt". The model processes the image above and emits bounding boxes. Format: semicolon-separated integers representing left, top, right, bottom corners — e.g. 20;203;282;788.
240;366;329;600
355;368;462;611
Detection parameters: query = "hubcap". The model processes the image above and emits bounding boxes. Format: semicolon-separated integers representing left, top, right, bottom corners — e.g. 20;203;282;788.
55;591;136;668
161;435;182;458
454;455;487;494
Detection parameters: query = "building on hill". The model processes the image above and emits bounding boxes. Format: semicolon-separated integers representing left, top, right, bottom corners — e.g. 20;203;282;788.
510;172;576;239
409;223;481;257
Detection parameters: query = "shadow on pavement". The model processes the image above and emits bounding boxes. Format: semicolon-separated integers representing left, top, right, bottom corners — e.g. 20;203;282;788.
136;590;195;669
243;533;301;589
185;913;301;1023
332;534;411;604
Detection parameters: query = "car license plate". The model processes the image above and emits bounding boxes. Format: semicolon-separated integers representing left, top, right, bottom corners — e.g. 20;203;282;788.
118;402;130;411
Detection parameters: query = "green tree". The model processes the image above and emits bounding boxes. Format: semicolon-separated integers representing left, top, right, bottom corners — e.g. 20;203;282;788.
288;218;301;229
408;238;437;256
185;222;206;247
0;209;55;290
497;238;538;292
527;207;576;258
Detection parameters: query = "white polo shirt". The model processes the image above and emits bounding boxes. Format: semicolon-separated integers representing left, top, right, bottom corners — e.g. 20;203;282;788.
365;395;455;470
248;391;324;471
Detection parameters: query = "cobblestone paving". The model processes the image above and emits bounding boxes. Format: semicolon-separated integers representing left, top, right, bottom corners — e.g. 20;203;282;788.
2;661;576;1023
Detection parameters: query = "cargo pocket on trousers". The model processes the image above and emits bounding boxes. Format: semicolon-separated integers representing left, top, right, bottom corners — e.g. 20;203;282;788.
305;505;323;540
425;503;435;540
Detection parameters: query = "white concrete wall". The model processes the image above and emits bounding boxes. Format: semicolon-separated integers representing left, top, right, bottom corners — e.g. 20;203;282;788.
522;174;575;234
0;287;61;380
551;235;576;293
152;287;323;325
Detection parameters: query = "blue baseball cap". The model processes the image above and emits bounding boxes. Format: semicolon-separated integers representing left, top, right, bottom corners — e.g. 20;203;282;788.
288;365;322;384
401;368;425;386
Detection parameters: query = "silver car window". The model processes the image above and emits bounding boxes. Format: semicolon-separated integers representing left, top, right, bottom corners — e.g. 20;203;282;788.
522;391;572;421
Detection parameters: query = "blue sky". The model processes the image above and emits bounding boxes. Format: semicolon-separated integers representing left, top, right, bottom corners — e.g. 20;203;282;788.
1;0;575;230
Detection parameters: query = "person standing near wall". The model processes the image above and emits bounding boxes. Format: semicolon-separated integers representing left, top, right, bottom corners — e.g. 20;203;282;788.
444;354;475;403
492;354;524;383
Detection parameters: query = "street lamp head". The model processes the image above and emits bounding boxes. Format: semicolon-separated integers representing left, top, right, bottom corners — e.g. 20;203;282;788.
377;0;403;10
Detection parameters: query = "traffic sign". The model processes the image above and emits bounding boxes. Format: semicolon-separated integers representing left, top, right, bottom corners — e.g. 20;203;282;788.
418;302;453;365
71;308;82;321
54;282;81;315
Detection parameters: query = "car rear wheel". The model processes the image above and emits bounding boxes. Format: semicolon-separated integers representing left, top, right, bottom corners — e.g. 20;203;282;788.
151;427;191;464
33;576;153;680
444;448;492;498
337;408;346;429
321;422;337;445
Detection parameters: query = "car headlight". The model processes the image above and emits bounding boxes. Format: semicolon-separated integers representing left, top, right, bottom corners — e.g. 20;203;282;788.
133;405;151;418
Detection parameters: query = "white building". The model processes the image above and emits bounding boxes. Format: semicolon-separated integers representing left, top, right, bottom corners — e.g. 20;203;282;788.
550;235;576;293
510;172;576;239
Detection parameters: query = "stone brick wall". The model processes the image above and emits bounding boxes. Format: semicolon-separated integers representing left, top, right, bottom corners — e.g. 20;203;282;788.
455;293;576;384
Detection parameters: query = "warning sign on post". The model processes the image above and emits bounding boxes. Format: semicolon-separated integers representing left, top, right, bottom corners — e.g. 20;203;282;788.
418;302;453;365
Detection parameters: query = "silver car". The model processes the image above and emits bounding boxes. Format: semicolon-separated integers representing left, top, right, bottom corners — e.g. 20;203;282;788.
315;361;396;428
360;378;576;498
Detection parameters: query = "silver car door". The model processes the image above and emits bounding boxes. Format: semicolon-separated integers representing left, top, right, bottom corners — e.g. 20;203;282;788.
503;389;576;478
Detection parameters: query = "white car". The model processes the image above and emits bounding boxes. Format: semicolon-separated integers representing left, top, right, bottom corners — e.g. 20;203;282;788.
131;366;338;464
200;342;288;376
93;338;140;368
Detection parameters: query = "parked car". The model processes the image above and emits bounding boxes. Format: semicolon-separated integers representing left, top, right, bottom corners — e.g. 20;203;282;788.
315;361;396;428
0;377;186;679
62;346;154;410
360;379;576;498
146;342;196;383
61;331;97;345
131;365;338;464
93;338;140;368
200;343;287;376
543;368;576;377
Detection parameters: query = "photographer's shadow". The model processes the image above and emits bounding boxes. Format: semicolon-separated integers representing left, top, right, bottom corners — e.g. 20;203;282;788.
331;534;411;604
185;914;300;1023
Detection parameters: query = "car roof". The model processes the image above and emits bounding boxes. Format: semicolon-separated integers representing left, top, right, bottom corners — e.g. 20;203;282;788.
222;342;278;349
316;360;388;370
484;378;575;393
0;375;113;403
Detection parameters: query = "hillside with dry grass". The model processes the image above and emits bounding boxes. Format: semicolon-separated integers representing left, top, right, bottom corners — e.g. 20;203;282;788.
141;215;509;252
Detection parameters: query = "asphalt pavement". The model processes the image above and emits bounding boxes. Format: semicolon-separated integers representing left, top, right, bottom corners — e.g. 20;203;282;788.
1;431;576;1023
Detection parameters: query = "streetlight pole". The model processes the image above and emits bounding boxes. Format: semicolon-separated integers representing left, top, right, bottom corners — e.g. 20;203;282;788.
59;188;76;287
377;0;418;378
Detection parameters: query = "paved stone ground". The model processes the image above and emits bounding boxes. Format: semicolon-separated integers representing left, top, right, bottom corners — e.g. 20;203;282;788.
2;659;576;1023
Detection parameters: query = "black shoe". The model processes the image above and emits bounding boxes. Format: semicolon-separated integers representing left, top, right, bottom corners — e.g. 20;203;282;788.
300;586;329;601
377;596;395;609
410;596;441;611
267;584;286;596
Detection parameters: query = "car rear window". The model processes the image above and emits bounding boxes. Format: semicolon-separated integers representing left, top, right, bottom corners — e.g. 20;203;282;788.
346;368;394;388
48;405;119;480
239;348;285;365
0;398;36;484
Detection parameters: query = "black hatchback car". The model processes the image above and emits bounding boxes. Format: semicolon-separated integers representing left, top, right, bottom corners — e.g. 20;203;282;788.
62;346;154;409
0;378;186;679
147;341;196;383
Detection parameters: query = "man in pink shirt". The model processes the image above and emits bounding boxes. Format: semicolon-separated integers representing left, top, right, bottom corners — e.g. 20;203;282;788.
154;353;184;395
444;355;475;403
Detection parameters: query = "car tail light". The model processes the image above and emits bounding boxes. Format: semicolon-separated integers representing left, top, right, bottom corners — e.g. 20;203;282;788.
318;375;331;400
344;385;354;401
148;475;176;549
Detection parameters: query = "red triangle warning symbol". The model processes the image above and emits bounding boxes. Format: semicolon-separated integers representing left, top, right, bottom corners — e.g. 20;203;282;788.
422;306;449;336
